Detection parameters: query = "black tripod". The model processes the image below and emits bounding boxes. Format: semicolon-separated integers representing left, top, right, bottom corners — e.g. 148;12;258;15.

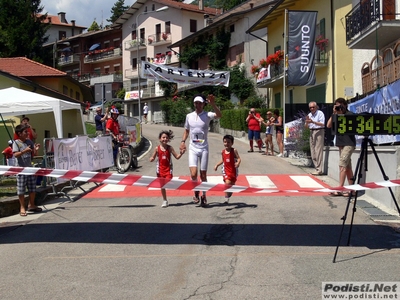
333;136;400;263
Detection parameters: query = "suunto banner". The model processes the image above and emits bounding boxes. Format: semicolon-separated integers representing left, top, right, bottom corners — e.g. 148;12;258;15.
287;10;317;86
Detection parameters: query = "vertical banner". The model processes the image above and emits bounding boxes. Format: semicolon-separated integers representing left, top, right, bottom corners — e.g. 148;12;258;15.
287;10;317;86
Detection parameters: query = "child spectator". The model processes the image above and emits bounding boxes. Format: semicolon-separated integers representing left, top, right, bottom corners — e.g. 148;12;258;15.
214;135;241;204
2;140;16;166
149;130;184;208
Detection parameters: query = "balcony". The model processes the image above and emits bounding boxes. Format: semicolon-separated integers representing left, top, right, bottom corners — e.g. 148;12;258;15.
84;47;122;63
345;0;400;49
147;32;171;46
125;68;139;79
90;73;123;85
124;39;147;51
58;54;80;66
361;40;400;94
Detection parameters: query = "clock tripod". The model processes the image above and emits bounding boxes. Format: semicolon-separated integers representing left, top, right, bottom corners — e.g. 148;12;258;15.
332;135;400;263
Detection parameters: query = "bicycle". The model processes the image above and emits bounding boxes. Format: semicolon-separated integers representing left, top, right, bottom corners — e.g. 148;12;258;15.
115;133;138;173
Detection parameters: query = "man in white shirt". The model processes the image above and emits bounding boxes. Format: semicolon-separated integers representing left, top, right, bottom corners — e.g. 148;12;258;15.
143;103;149;124
305;101;325;175
179;94;221;207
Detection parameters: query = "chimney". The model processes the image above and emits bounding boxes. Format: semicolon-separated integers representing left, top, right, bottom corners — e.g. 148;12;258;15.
71;20;75;36
58;12;67;24
199;0;204;11
47;16;52;23
250;3;254;9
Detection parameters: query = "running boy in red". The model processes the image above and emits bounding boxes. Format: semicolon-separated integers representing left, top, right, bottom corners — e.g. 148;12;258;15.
214;134;241;204
149;130;184;208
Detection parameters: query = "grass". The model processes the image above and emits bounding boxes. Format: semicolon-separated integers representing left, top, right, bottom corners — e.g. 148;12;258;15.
0;177;17;198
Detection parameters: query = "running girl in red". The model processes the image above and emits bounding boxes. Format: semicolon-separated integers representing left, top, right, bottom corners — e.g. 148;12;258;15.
214;135;241;204
149;130;184;208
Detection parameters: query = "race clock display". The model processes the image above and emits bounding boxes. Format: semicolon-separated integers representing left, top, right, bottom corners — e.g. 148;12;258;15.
332;114;400;135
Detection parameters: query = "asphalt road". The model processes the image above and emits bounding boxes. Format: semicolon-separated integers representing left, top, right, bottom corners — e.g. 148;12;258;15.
0;123;399;300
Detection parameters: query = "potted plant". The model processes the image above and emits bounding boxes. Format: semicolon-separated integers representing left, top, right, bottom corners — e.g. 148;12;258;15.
251;65;260;75
148;37;153;44
162;32;168;40
316;35;329;51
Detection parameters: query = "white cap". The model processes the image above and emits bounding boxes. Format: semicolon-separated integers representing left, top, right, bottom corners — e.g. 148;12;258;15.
193;96;205;103
8;140;13;145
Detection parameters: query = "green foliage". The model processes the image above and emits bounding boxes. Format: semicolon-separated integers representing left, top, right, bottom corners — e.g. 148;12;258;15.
243;95;267;109
215;0;247;10
179;31;230;69
159;81;176;98
107;0;129;24
228;65;255;103
0;0;50;61
116;88;125;100
160;99;189;126
87;21;101;32
85;122;96;137
220;109;248;131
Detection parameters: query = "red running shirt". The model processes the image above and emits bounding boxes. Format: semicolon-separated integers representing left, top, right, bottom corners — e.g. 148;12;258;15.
221;148;238;184
156;145;173;179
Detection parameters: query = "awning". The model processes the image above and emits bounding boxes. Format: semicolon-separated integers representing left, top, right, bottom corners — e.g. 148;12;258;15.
89;43;100;51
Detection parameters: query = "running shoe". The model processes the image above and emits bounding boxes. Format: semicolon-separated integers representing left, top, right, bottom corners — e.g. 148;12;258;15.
161;200;168;208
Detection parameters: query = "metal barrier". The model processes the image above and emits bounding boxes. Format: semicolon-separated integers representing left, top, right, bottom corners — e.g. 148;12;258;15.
42;138;72;202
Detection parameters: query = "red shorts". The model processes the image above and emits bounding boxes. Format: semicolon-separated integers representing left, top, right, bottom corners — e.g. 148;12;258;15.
223;175;236;184
157;173;173;179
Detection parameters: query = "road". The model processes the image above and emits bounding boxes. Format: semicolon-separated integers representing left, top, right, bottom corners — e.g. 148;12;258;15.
0;123;399;299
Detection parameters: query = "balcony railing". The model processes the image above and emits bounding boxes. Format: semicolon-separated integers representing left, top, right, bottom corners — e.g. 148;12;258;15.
71;72;123;84
147;32;171;46
84;47;122;63
361;40;400;94
345;0;380;44
124;39;147;51
58;54;80;66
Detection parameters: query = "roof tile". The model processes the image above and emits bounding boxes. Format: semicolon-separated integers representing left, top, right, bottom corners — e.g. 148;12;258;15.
0;57;66;77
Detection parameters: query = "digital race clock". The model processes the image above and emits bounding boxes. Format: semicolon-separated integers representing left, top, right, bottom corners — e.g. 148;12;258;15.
332;114;400;135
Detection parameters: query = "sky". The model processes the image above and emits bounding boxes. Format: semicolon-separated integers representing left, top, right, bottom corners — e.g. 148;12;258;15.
40;0;118;29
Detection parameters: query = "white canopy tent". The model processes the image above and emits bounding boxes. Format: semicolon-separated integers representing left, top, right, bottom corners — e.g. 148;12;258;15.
0;87;86;137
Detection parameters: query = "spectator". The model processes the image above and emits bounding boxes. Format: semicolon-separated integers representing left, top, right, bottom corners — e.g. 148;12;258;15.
305;102;326;175
179;94;222;207
326;98;356;197
13;125;42;217
106;107;123;165
143;103;149;124
214;134;241;204
2;140;16;166
13;117;37;142
246;108;263;153
273;109;284;157
95;107;109;136
262;111;275;156
149;130;184;208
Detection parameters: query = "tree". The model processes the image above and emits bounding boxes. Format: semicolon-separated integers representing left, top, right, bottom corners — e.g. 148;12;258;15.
0;0;50;62
87;20;101;32
107;0;129;24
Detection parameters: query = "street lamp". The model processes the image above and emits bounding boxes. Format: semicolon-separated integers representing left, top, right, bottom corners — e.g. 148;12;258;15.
136;5;169;123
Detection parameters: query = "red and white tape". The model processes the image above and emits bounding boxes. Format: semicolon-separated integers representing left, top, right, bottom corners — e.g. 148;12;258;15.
1;166;399;194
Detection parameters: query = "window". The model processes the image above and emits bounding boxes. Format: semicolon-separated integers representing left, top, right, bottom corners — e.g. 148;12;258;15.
165;21;171;34
132;57;137;69
230;24;235;33
75;91;80;101
190;19;197;32
70;88;73;98
63;85;68;95
152;4;155;11
58;31;66;40
274;45;281;53
140;28;145;40
156;24;161;41
274;92;281;108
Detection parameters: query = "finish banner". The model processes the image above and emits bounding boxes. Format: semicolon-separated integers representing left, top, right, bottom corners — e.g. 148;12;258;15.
287;10;317;86
140;61;230;87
